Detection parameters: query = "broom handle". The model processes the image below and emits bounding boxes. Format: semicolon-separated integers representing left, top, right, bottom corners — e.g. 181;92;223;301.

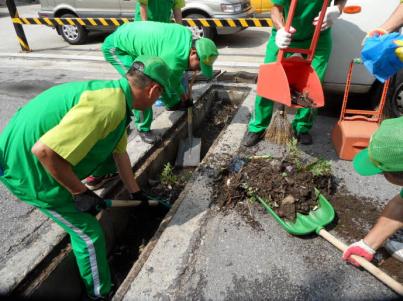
278;0;329;63
319;229;403;296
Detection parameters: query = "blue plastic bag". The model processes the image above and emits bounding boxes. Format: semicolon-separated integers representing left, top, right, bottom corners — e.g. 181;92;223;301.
361;32;403;82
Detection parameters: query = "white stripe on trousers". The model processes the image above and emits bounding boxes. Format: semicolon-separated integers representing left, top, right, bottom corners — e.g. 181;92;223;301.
47;209;102;297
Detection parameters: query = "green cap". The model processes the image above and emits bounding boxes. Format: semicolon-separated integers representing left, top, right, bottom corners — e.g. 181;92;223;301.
195;38;218;79
132;55;171;92
353;117;403;176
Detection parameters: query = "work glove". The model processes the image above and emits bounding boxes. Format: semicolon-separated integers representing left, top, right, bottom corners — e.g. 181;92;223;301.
395;40;403;62
184;98;194;108
361;28;387;46
275;26;296;49
73;189;106;216
313;5;341;31
342;239;376;267
367;28;388;38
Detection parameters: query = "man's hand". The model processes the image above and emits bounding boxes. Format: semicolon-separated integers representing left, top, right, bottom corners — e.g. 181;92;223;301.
368;28;388;37
275;27;296;49
342;239;376;267
184;98;193;108
129;190;149;202
73;190;106;215
313;6;341;31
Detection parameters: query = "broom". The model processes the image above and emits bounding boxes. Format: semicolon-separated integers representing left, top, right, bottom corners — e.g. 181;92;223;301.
264;104;293;145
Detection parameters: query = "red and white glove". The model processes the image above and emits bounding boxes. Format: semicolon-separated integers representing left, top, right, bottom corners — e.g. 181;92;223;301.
275;26;296;49
342;239;376;267
367;28;388;37
313;6;341;31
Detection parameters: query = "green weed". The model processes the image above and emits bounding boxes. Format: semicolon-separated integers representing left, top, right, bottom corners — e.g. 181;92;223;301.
160;162;178;186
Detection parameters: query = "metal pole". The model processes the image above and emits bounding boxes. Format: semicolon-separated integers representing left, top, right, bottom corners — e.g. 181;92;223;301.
6;0;31;52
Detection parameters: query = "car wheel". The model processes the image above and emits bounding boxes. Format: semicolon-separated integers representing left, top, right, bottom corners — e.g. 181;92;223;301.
384;70;403;117
186;13;217;40
59;13;88;45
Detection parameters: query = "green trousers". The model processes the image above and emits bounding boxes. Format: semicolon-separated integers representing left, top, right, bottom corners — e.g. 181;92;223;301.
248;32;332;134
102;36;180;132
39;204;111;298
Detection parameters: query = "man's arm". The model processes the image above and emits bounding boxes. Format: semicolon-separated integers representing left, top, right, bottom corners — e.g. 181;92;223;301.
32;141;87;195
271;5;285;30
379;3;403;33
363;194;403;250
343;193;403;266
140;4;148;21
173;8;182;24
113;151;141;193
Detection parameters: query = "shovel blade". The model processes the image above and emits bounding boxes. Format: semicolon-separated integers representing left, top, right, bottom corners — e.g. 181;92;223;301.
257;62;291;105
258;190;335;236
257;60;325;108
175;137;201;167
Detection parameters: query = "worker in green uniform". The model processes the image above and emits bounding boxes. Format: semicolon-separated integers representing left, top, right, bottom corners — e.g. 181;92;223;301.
102;22;218;144
343;117;403;265
135;0;184;23
92;22;217;190
0;55;171;300
243;0;346;147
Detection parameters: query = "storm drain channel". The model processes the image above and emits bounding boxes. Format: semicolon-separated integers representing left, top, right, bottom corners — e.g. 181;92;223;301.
10;73;254;300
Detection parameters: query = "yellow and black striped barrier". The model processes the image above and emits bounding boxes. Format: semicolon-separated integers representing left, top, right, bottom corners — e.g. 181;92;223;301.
11;17;273;28
6;0;272;52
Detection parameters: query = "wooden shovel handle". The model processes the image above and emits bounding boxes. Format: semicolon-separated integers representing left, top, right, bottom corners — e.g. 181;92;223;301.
108;200;160;207
319;229;403;296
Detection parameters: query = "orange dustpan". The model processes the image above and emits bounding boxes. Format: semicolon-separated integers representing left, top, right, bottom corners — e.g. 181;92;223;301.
257;0;328;108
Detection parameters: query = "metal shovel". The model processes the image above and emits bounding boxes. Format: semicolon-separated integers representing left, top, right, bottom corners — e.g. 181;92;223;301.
176;73;201;167
257;190;403;296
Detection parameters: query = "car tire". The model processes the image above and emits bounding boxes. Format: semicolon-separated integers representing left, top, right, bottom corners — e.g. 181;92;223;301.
185;13;217;40
384;70;403;118
59;13;88;45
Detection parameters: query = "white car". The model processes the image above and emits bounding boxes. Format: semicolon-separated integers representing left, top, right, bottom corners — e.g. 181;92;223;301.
38;0;254;44
326;0;402;116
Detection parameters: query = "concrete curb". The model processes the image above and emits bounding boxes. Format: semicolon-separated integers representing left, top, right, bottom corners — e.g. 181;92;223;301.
0;52;260;70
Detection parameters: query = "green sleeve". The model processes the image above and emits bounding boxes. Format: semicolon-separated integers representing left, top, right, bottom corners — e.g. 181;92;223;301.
272;0;285;5
400;189;403;198
173;0;185;9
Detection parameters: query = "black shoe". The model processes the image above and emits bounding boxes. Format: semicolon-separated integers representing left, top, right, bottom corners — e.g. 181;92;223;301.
242;131;264;147
138;131;161;145
296;132;313;145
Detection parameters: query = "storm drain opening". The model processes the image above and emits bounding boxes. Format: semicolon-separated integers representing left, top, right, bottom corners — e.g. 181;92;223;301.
11;82;252;301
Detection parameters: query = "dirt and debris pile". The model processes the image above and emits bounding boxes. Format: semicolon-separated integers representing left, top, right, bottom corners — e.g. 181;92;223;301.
214;142;334;221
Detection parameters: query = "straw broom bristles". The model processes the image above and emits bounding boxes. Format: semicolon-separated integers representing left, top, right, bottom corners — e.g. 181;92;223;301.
264;105;293;145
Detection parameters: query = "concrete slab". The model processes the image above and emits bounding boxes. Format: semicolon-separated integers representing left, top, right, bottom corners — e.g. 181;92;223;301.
122;86;400;300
